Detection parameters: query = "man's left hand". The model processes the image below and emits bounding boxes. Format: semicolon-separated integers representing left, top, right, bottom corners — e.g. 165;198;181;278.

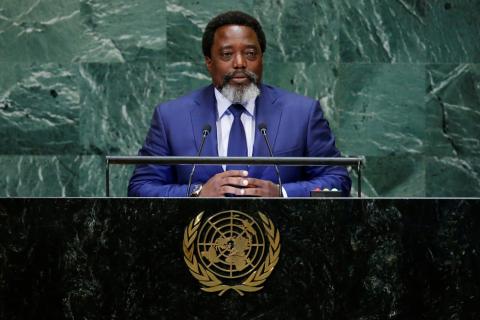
242;178;282;197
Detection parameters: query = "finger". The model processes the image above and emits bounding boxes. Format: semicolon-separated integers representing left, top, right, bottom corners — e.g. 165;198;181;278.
220;185;247;196
223;177;249;187
245;177;267;187
242;187;263;197
243;181;280;197
222;170;249;177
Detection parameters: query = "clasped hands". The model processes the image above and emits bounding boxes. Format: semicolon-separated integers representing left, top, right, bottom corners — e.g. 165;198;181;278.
198;170;281;197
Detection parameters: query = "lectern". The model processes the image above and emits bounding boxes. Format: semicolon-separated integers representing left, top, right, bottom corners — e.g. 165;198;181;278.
1;198;479;319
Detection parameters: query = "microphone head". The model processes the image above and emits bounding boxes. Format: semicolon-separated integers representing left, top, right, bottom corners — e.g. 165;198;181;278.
258;123;267;134
202;124;212;135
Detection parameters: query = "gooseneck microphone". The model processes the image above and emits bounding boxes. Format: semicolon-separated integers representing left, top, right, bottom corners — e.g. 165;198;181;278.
186;124;211;196
258;123;283;197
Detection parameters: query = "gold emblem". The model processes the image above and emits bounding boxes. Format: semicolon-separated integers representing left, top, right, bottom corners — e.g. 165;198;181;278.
183;210;281;296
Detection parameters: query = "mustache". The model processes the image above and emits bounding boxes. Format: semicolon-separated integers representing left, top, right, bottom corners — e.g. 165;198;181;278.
222;70;258;85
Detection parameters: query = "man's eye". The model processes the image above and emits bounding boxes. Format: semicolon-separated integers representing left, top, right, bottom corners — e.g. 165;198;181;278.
245;51;257;59
221;52;233;59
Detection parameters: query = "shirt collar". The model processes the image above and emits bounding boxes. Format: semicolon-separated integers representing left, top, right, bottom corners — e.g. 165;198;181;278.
214;87;256;119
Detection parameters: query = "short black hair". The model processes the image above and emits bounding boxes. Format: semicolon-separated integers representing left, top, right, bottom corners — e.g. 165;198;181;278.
202;11;266;58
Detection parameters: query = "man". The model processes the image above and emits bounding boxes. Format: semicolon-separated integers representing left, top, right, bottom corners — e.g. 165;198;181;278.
128;11;351;197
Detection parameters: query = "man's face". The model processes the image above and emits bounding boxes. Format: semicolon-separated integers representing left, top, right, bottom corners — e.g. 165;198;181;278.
205;24;263;90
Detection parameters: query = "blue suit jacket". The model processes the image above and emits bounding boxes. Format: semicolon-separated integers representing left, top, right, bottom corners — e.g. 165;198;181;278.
128;84;351;197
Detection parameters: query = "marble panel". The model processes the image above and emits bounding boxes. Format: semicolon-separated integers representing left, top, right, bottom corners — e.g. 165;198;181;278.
262;63;338;125
426;0;480;63
253;0;338;63
78;0;166;63
0;63;80;154
1;0;479;198
350;155;426;197
335;63;425;157
0;0;86;63
78;155;133;197
339;0;427;63
426;64;480;157
426;156;480;197
0;155;78;196
166;0;254;64
164;62;210;101
78;61;165;156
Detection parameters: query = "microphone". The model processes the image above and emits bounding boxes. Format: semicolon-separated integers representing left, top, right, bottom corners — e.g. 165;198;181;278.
186;124;211;196
257;123;283;197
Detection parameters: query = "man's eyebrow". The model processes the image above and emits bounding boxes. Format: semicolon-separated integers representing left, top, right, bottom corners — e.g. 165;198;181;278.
219;44;258;50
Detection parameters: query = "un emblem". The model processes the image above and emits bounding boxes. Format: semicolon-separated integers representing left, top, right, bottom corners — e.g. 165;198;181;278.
183;210;281;296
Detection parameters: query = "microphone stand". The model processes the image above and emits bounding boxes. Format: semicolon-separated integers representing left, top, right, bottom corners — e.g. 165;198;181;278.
258;124;283;197
186;125;211;196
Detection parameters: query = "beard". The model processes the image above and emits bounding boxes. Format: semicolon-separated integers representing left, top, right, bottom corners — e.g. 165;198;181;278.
219;70;260;104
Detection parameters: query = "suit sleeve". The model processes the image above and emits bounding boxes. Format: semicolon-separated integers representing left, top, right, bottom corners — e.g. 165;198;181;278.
128;106;189;197
282;100;352;197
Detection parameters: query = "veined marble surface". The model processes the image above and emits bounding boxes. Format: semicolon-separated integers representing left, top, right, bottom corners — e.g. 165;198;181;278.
0;0;479;196
1;198;479;319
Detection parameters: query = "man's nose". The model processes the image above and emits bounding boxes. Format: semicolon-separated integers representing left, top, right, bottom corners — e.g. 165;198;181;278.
233;53;246;69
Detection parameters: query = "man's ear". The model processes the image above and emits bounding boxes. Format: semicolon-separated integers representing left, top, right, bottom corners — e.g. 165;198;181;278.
205;56;212;74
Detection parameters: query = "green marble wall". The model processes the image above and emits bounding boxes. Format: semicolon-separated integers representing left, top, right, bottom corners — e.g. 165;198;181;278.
1;0;479;197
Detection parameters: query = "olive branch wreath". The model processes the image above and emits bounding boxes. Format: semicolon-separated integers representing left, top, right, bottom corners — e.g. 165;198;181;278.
183;211;281;296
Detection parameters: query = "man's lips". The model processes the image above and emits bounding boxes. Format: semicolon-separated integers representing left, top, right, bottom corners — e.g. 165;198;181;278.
230;75;250;84
223;71;256;87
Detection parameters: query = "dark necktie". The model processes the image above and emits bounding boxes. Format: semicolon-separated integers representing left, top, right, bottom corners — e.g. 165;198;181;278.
226;104;248;171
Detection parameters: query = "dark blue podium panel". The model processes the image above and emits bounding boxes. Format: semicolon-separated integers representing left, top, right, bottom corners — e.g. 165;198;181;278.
1;198;479;319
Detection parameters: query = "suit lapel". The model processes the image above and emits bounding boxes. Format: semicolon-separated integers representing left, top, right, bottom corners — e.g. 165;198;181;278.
190;85;223;176
251;84;283;177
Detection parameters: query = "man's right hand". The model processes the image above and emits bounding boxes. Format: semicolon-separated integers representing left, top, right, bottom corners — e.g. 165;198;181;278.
199;170;250;197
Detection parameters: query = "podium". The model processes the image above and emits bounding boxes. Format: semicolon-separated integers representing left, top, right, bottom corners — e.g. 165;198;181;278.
1;198;479;319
